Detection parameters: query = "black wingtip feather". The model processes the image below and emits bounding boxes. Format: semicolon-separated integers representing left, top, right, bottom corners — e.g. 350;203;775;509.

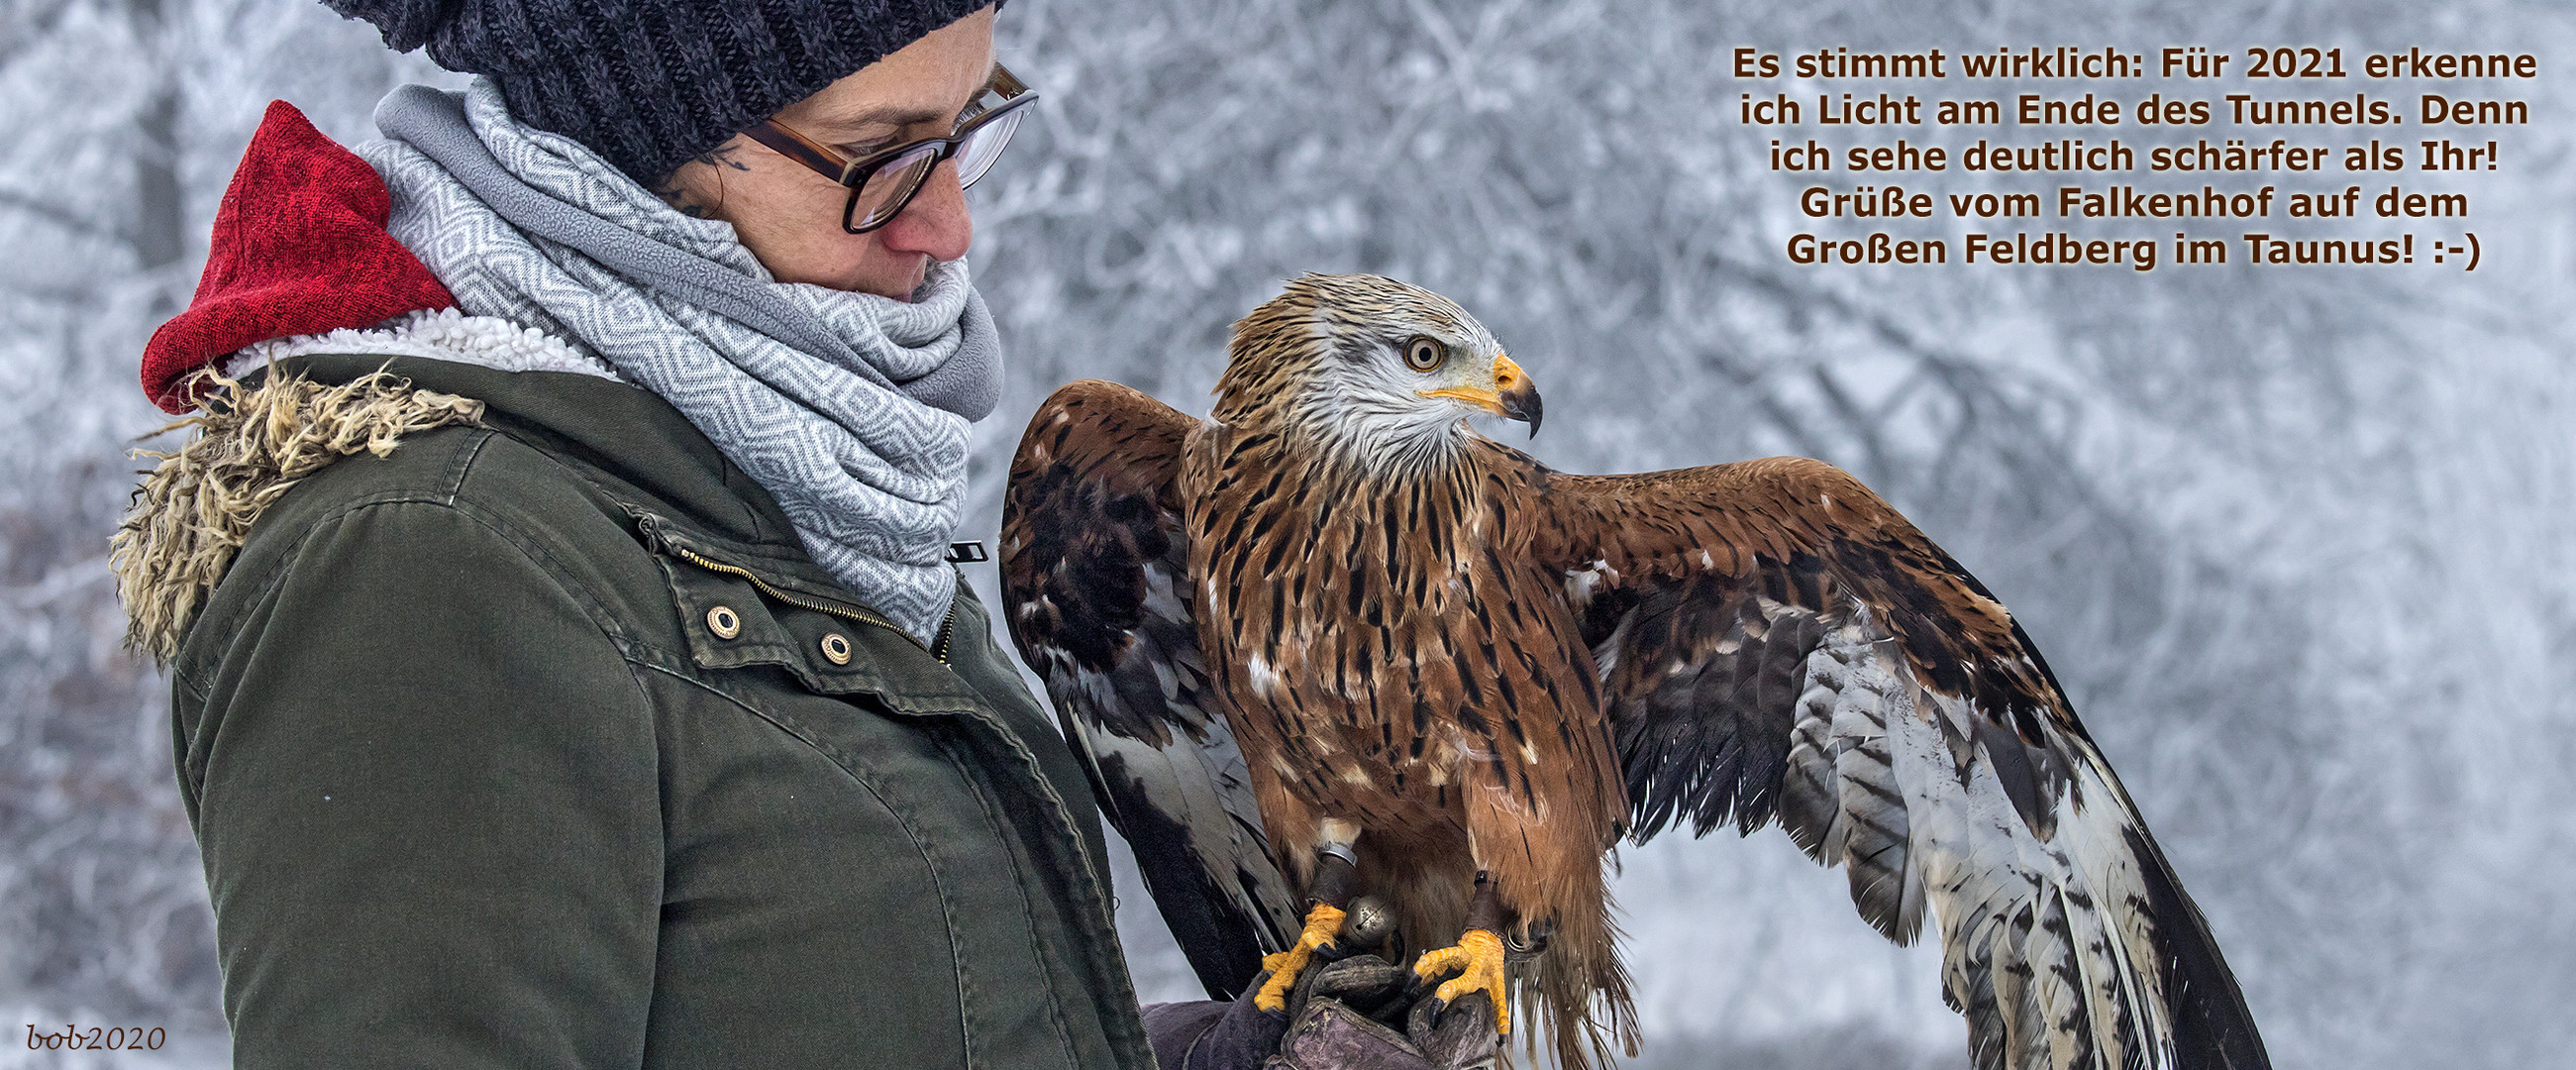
1098;752;1274;1000
2125;825;2272;1070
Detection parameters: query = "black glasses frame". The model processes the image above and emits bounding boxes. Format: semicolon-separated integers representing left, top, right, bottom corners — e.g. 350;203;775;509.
742;65;1037;235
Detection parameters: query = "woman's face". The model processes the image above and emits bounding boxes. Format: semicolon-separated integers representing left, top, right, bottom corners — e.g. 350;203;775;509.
655;7;996;298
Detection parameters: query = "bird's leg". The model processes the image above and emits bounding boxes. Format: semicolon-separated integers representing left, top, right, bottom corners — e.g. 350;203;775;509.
1412;871;1511;1033
1255;831;1360;1012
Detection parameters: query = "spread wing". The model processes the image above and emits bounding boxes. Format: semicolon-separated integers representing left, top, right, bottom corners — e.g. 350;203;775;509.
1528;453;2269;1070
1000;379;1298;1001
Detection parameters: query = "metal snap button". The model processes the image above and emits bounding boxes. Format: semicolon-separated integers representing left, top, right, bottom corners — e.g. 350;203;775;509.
705;606;742;639
819;633;852;665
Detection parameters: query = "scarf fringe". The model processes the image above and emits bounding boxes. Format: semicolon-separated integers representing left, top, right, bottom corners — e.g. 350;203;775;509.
109;367;486;664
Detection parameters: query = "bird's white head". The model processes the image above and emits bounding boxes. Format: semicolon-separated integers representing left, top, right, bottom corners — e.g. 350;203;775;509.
1215;273;1541;470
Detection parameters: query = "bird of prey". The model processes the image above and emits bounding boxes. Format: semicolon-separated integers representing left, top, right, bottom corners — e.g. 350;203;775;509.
1000;273;2268;1070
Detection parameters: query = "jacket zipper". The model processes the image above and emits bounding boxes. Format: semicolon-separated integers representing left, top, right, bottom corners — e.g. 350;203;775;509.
931;599;959;662
670;545;949;665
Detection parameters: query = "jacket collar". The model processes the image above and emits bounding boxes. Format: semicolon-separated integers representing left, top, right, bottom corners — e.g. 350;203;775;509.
240;352;996;705
260;352;788;547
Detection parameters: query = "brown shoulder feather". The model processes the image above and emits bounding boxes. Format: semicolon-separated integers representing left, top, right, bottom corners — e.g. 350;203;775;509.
1532;456;2072;839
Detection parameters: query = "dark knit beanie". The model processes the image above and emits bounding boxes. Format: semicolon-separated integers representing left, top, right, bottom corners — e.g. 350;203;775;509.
323;0;996;185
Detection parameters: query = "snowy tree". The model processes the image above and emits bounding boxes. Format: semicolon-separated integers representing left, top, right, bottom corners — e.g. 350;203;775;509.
2;0;2570;1065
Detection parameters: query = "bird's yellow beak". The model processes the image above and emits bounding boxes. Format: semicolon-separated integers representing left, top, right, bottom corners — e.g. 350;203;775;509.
1418;354;1545;438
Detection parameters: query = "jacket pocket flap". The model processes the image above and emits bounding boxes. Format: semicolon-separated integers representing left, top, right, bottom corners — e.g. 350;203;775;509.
657;556;803;671
653;552;991;710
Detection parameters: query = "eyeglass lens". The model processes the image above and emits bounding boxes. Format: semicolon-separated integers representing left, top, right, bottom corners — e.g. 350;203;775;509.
951;106;1026;186
848;144;946;231
844;104;1030;232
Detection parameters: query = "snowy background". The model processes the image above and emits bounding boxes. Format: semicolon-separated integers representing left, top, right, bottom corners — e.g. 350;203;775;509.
4;0;2572;1066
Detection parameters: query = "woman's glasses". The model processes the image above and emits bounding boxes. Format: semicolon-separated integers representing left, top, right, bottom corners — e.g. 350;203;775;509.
742;66;1036;235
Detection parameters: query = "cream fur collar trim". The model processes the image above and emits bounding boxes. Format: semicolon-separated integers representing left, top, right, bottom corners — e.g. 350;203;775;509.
221;307;620;382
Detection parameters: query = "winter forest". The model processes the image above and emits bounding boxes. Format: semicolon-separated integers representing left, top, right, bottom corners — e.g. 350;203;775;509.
4;0;2573;1065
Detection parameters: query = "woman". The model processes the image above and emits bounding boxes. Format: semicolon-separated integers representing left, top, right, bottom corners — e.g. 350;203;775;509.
112;0;1486;1058
113;1;1166;1065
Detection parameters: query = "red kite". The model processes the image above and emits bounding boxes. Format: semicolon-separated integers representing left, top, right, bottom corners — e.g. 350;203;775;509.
1002;273;2267;1070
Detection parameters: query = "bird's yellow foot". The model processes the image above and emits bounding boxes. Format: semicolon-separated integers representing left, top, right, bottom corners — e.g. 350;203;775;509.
1255;902;1348;1012
1413;927;1510;1032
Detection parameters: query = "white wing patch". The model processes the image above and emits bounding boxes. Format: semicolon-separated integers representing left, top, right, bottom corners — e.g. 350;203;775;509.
1781;612;2178;1070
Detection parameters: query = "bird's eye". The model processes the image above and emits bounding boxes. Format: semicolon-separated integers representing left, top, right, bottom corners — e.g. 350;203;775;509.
1403;336;1446;372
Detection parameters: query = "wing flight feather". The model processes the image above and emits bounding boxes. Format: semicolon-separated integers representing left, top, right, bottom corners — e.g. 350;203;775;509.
1000;379;1298;1001
1527;454;2266;1070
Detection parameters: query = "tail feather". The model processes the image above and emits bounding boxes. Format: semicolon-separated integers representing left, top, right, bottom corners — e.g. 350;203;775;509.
1519;889;1638;1070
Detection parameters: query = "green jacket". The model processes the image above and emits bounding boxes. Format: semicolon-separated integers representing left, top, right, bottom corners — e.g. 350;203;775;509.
132;353;1155;1069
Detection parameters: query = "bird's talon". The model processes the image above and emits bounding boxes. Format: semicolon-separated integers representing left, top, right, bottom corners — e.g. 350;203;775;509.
1254;902;1348;1012
1411;927;1510;1032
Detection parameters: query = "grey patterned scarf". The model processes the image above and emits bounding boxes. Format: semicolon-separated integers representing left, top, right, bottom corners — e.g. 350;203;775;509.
361;81;999;645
